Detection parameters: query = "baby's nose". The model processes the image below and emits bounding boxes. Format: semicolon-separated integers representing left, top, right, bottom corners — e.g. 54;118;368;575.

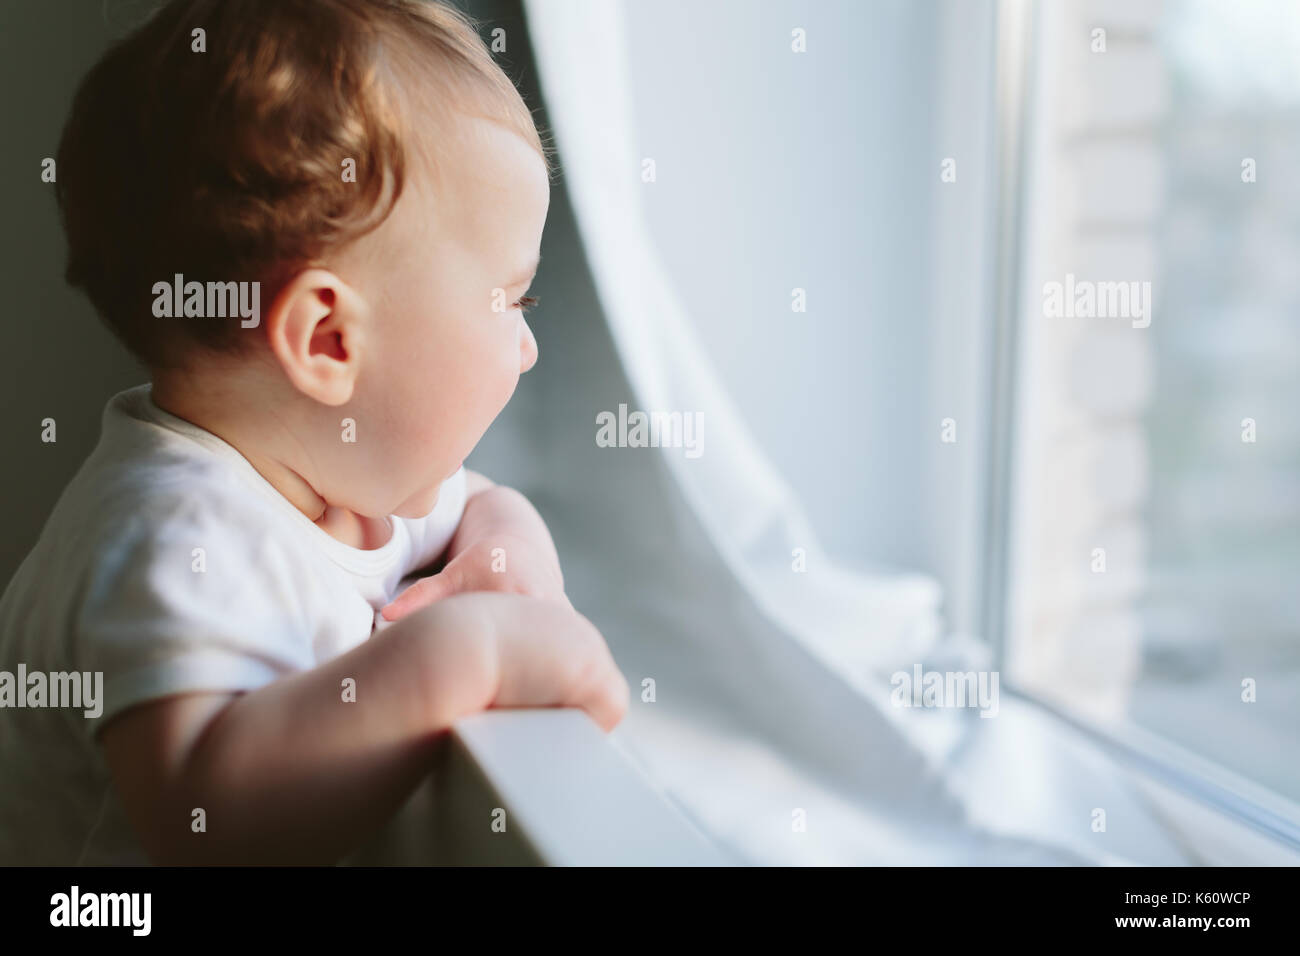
519;315;538;373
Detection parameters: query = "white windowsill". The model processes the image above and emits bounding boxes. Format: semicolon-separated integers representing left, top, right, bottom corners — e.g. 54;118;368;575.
341;708;735;866
903;690;1300;866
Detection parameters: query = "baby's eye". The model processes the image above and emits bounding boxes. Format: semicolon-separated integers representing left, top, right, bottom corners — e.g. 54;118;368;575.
515;295;539;314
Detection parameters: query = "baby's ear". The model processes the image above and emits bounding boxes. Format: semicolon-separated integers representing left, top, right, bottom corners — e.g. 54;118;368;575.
265;268;369;406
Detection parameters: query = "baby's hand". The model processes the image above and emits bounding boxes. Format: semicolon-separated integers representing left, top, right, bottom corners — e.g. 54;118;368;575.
380;534;570;622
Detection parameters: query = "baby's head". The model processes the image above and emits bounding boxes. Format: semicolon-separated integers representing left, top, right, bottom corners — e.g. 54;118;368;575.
56;0;552;520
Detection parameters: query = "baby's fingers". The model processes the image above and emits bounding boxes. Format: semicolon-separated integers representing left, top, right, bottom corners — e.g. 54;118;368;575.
381;570;457;621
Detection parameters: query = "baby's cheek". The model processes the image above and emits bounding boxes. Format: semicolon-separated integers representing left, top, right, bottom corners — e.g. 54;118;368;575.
476;340;525;407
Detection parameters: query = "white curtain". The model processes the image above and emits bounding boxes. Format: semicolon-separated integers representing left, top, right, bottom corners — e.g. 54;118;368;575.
519;0;948;696
499;0;1092;864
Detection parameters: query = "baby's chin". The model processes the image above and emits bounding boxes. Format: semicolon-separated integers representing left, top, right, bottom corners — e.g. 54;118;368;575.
391;484;442;520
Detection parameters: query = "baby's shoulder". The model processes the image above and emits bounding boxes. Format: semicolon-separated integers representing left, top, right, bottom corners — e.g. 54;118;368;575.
0;441;307;664
16;433;301;611
72;439;276;545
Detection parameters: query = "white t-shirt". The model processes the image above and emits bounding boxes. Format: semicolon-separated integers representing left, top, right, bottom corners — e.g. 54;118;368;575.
0;384;467;864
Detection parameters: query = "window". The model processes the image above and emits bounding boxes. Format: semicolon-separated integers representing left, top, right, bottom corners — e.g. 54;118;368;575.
1002;0;1300;806
534;0;1299;856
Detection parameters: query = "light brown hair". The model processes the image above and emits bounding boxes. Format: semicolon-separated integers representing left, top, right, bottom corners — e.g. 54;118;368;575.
56;0;552;368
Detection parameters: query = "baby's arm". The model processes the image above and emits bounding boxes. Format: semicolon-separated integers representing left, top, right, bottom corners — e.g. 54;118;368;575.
100;592;627;865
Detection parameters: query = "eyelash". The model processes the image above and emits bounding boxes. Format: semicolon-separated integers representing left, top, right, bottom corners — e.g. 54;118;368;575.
515;295;539;313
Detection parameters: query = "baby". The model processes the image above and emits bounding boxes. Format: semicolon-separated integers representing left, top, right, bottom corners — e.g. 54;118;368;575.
0;0;627;865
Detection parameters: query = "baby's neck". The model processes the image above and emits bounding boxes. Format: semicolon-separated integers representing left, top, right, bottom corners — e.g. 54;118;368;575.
150;370;390;551
313;505;393;551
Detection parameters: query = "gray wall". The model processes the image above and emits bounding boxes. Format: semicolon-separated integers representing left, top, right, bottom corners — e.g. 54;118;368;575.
0;2;150;586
